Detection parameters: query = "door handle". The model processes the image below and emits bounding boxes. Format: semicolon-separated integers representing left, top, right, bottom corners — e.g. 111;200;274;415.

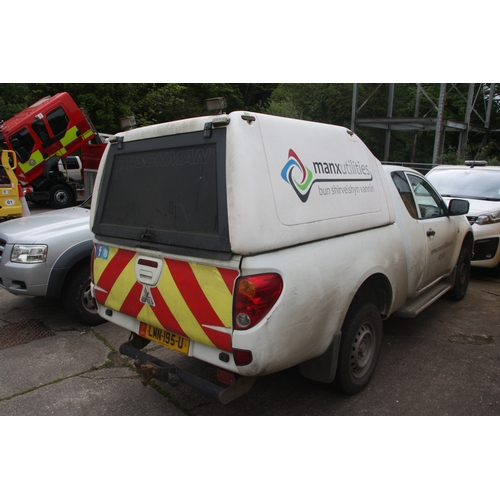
426;229;436;237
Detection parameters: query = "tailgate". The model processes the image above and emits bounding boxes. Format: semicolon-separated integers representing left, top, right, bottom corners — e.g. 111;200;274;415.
93;245;240;352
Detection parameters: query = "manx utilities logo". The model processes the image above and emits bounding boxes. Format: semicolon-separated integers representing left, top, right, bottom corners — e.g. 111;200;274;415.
281;149;373;202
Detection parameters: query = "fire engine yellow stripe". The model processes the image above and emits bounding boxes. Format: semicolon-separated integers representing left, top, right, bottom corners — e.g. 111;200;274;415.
81;129;94;141
105;258;138;311
19;150;44;173
59;126;80;147
189;262;233;327
158;262;215;347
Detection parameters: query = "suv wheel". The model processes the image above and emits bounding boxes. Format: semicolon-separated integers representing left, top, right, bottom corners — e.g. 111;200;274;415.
62;263;105;326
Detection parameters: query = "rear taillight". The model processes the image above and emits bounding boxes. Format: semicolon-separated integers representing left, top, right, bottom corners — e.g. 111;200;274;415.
234;273;283;330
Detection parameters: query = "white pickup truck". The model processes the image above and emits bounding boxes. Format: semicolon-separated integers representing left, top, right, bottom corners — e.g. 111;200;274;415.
89;111;473;403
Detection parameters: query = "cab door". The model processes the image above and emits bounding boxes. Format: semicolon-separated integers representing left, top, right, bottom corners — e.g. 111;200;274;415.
407;172;457;288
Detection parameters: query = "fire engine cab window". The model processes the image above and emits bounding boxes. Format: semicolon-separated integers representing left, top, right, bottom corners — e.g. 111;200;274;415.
32;119;50;143
9;128;35;163
47;107;69;136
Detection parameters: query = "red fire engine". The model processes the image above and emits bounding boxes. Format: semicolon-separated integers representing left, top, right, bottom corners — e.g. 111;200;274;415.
0;92;106;208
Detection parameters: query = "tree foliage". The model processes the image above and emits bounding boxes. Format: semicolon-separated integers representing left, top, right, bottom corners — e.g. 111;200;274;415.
1;83;499;164
0;83;278;134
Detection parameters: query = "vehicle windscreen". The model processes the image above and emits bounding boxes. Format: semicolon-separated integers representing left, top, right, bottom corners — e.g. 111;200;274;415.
427;169;500;201
92;129;230;259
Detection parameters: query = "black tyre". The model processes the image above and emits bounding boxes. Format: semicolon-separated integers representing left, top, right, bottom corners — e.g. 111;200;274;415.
48;184;75;209
447;245;471;301
62;263;105;326
334;301;383;395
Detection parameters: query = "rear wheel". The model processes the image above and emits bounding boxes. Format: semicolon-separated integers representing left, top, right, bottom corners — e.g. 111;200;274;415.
49;184;75;209
335;301;383;395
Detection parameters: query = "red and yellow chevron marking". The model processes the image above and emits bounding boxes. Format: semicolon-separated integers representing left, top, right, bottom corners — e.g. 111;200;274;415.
93;246;239;352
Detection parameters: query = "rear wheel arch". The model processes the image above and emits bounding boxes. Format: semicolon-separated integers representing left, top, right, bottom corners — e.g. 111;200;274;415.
299;273;391;385
354;273;393;318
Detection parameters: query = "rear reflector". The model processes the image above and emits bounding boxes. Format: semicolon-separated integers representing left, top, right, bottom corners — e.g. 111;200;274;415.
233;349;253;366
217;369;236;386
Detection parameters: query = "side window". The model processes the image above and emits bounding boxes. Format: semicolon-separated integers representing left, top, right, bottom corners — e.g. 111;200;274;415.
407;173;446;219
31;119;51;143
391;171;418;219
9;128;35;163
47;107;69;136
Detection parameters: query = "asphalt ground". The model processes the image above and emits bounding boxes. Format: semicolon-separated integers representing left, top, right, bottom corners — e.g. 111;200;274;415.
1;268;498;500
1;204;498;497
0;265;499;416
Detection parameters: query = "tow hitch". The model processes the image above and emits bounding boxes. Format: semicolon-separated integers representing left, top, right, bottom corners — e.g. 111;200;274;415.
119;342;256;404
133;359;180;387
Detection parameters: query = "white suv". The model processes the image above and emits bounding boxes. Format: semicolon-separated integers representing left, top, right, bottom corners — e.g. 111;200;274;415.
0;198;104;325
427;164;500;276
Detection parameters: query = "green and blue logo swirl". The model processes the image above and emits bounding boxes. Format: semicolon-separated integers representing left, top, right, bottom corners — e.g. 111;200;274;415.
281;149;314;202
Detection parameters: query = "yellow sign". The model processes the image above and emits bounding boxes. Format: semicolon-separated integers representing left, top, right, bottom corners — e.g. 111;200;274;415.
0;150;23;219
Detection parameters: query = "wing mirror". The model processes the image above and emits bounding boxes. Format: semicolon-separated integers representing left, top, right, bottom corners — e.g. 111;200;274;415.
448;199;469;216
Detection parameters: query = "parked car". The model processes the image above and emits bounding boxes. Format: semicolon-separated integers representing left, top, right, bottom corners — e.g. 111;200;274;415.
0;197;104;325
426;164;500;276
57;156;83;182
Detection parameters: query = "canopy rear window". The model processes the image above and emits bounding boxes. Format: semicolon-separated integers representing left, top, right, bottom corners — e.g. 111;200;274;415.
92;128;230;259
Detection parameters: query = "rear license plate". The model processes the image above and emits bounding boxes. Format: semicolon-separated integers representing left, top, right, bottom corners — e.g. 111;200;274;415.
139;323;190;355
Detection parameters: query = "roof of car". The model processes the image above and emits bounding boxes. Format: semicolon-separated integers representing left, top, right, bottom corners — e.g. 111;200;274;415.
431;165;500;172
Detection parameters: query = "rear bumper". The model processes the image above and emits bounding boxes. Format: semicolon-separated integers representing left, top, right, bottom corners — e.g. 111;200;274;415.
119;342;255;404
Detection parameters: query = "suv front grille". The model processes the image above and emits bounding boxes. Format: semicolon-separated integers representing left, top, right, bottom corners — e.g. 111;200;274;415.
473;237;500;261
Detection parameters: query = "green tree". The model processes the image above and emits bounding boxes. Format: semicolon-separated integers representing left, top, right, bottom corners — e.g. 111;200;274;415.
2;83;499;164
0;83;35;120
265;83;353;125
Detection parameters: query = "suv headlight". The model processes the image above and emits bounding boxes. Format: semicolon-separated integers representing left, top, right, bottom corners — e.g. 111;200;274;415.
475;211;500;225
11;244;48;263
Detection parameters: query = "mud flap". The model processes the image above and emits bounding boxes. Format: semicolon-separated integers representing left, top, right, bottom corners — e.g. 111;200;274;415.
298;330;342;383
